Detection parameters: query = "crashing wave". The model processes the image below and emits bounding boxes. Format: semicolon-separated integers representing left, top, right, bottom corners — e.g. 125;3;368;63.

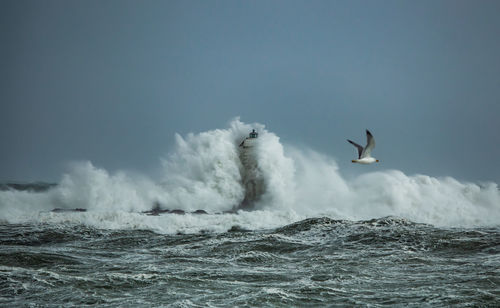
0;118;499;231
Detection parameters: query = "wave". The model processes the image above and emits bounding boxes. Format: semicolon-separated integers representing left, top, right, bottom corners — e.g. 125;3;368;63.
1;118;499;232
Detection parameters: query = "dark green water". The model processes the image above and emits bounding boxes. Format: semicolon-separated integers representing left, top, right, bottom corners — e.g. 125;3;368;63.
1;217;499;307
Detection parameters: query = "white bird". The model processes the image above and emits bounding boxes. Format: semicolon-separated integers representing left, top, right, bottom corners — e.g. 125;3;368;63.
347;130;379;164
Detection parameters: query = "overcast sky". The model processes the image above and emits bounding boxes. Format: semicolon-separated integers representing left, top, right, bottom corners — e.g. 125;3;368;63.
1;0;500;183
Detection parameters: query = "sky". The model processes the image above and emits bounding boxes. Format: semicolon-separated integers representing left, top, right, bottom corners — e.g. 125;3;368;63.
1;0;500;183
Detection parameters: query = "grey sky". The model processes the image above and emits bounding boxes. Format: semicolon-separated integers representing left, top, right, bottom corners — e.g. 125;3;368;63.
1;0;500;183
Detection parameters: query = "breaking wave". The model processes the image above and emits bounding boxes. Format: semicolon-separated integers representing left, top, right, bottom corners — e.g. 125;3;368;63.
1;118;499;232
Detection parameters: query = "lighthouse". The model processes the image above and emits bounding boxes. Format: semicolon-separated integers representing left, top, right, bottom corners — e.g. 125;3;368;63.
237;129;264;209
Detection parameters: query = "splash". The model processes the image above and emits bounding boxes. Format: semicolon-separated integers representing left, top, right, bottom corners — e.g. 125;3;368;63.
1;118;499;231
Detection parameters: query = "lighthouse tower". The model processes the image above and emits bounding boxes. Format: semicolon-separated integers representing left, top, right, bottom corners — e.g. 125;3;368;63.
237;129;264;209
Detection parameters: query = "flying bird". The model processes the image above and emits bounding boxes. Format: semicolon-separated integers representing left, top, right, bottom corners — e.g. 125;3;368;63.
347;130;379;164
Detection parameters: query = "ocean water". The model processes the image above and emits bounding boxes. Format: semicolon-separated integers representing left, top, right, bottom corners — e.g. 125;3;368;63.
1;119;499;306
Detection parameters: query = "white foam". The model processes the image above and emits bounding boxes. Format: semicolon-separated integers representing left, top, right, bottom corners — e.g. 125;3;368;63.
1;118;499;232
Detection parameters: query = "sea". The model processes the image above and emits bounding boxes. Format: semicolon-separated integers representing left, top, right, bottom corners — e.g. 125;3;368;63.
1;119;499;307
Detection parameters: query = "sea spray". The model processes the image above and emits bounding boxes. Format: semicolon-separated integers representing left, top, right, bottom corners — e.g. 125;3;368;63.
1;118;499;231
160;129;244;212
50;162;162;212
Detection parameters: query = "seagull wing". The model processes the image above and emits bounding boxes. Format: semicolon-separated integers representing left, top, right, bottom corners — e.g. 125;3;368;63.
347;139;364;159
361;130;376;158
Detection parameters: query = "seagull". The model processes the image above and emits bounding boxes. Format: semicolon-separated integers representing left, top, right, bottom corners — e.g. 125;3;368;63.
347;130;379;164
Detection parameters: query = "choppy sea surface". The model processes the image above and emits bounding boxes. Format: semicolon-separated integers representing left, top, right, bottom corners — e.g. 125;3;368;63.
1;216;499;307
1;120;500;306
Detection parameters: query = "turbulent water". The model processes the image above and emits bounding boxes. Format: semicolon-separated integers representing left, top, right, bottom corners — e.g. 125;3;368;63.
1;119;499;306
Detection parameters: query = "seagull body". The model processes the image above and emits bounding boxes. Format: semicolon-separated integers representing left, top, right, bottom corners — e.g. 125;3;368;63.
347;130;379;164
